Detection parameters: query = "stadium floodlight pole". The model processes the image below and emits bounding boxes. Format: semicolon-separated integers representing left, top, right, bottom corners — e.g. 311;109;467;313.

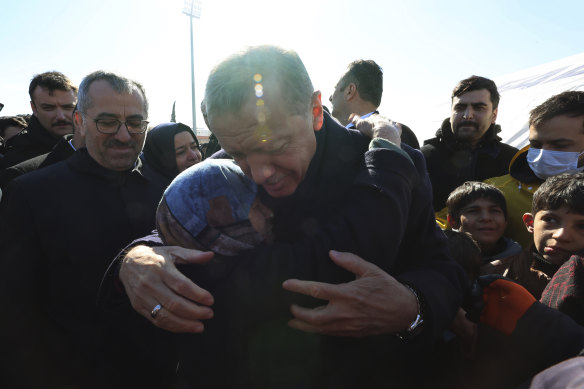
182;0;202;133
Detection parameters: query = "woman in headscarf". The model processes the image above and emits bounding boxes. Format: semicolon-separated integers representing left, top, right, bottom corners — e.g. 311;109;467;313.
143;122;202;182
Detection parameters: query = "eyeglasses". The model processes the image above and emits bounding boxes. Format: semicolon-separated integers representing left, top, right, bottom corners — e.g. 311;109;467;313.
82;114;149;134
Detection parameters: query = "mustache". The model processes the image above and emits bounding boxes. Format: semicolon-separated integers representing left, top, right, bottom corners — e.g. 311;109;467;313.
52;120;72;127
455;121;478;130
105;139;136;148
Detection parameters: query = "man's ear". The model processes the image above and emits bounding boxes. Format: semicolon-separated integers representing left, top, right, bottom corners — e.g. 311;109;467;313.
491;107;498;123
522;213;535;233
311;91;324;131
447;215;460;229
74;111;86;137
30;101;38;116
345;83;357;101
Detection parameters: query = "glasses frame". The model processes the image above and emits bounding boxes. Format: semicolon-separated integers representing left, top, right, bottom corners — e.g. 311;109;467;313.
81;113;149;135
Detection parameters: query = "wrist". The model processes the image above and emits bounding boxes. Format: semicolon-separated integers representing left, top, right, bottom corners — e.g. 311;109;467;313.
396;284;425;340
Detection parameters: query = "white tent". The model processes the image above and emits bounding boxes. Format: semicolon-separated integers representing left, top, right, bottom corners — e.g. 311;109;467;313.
495;52;584;148
413;52;584;148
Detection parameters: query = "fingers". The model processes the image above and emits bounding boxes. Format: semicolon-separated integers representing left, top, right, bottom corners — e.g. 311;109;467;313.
328;250;384;278
120;245;216;333
282;278;347;301
169;246;214;265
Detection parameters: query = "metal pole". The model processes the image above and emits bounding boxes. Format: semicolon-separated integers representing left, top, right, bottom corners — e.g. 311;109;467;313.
189;14;196;133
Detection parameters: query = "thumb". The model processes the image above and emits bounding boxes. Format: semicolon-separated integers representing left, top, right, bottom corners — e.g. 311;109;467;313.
348;113;361;125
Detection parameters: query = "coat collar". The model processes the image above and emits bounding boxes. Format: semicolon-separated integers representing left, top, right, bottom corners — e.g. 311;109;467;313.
67;148;144;184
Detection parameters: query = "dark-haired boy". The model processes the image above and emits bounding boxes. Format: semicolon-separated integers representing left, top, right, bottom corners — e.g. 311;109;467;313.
503;172;584;299
446;181;521;273
486;90;584;247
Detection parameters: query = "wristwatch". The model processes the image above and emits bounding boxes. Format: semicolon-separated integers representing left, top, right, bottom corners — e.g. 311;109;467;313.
395;284;425;340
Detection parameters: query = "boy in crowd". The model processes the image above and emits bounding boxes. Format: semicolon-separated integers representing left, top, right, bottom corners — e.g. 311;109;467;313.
446;181;521;273
503;172;584;299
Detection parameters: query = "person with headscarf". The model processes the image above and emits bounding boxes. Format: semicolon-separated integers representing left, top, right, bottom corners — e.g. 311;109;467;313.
142;122;202;182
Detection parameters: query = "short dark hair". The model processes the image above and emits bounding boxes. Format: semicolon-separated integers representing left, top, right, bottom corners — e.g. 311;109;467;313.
529;91;584;129
0;116;28;137
452;75;500;109
446;181;508;222
443;229;482;282
28;71;77;101
532;172;584;216
338;60;383;107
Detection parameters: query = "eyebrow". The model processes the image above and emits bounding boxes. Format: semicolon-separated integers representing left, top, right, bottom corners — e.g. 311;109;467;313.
94;112;145;120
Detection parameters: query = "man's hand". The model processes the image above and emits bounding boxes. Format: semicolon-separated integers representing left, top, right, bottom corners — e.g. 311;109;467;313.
281;250;417;337
350;114;402;147
119;245;215;333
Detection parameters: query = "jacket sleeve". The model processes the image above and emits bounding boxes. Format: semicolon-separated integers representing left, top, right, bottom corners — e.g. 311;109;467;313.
177;144;467;345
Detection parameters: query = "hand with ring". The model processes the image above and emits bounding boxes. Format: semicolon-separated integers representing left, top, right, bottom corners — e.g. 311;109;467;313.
120;245;215;333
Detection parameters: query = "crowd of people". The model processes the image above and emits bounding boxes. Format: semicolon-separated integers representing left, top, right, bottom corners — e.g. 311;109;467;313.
0;44;583;389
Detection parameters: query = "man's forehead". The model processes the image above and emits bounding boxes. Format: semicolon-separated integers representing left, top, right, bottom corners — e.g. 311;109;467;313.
32;86;76;102
529;117;584;140
452;89;492;104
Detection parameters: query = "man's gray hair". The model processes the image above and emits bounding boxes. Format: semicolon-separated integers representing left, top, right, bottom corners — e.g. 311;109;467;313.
204;45;314;118
77;70;148;116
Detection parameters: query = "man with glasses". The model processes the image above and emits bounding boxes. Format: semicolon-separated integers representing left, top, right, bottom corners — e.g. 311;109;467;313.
0;71;169;388
0;71;77;169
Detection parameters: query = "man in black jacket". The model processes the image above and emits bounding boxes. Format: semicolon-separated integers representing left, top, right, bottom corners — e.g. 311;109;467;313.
0;71;168;388
109;45;467;388
0;71;77;169
421;75;518;211
329;59;420;148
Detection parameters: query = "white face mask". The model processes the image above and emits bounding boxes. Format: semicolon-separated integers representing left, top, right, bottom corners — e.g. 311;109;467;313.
527;148;584;179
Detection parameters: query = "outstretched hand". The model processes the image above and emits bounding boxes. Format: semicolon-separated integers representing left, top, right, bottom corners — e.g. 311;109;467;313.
282;250;417;337
120;245;215;333
349;114;402;147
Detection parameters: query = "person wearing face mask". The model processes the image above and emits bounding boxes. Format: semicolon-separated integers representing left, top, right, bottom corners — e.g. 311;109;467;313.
485;91;584;247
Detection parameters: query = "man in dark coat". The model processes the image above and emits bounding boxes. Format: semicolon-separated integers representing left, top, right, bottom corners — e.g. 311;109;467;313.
329;59;420;148
421;75;518;211
0;71;168;389
106;45;467;388
0;71;77;169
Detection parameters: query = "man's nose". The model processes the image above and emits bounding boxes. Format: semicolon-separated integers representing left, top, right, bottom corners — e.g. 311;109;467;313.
55;108;67;120
114;123;132;142
463;107;473;119
329;95;333;104
247;156;275;185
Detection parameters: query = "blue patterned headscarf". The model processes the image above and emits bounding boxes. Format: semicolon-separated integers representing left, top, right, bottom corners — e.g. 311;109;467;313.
156;159;266;256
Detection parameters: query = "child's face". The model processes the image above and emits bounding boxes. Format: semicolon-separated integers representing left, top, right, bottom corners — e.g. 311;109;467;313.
456;198;507;251
525;207;584;265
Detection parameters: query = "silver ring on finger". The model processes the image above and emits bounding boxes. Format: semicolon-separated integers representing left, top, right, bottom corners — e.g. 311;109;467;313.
151;303;163;319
